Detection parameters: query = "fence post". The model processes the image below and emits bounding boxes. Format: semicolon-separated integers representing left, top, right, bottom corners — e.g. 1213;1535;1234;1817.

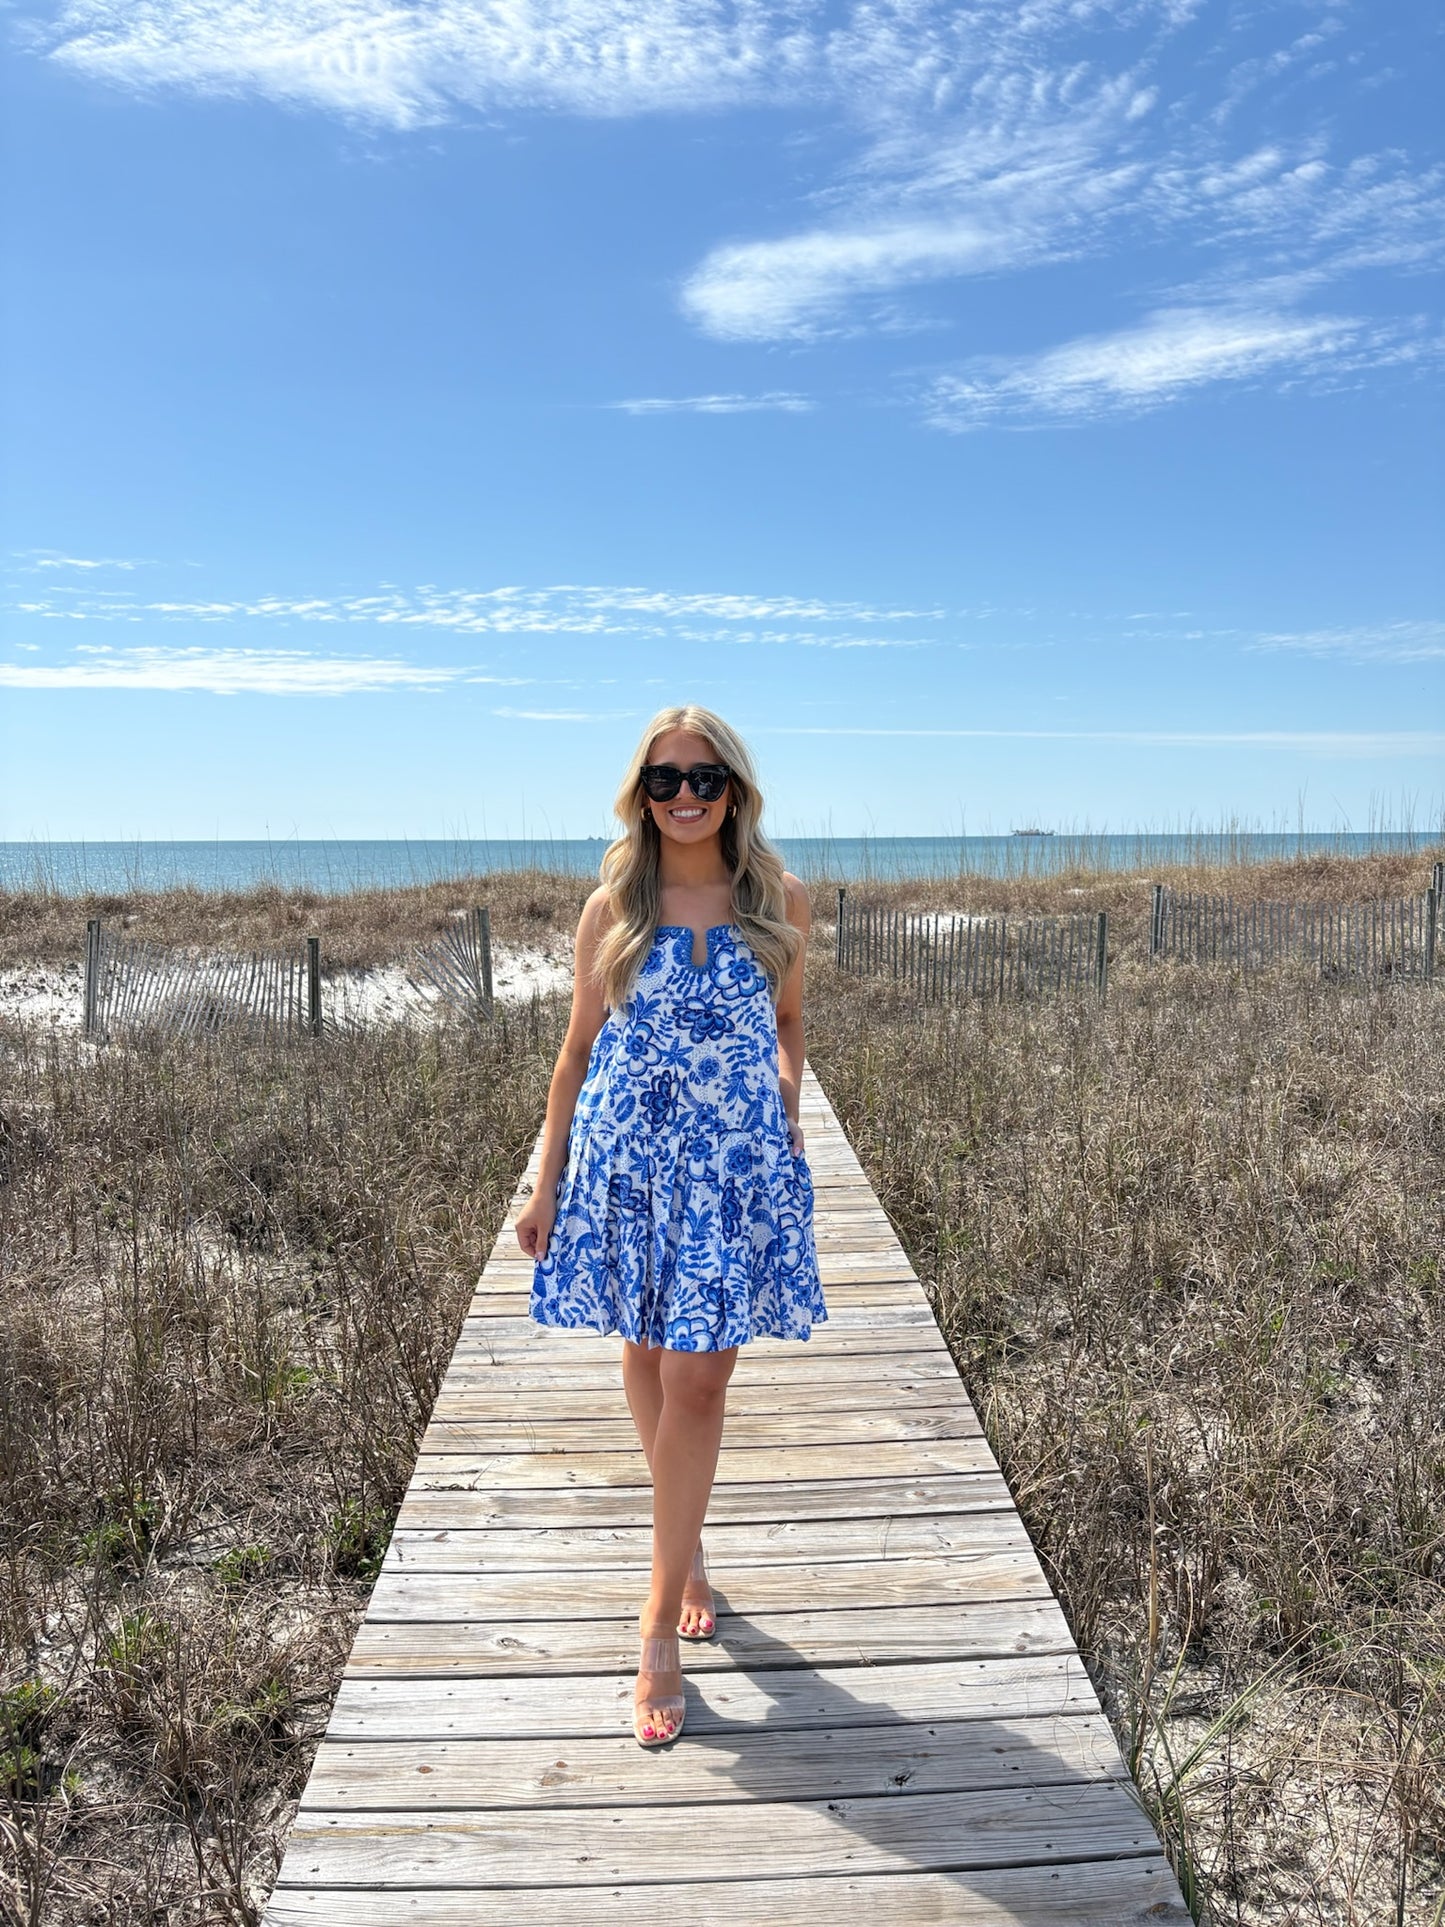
836;888;846;969
306;936;322;1037
83;917;101;1037
1433;860;1444;903
478;905;495;1018
1149;883;1163;958
1427;887;1438;987
1094;911;1109;1001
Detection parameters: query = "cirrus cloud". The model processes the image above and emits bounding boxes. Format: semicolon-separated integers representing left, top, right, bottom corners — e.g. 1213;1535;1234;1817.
923;303;1433;430
0;644;532;695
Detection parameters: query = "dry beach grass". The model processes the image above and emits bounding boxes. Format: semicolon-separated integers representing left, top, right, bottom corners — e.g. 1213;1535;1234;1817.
808;937;1445;1923
0;999;568;1922
0;868;594;974
1;851;1442;1923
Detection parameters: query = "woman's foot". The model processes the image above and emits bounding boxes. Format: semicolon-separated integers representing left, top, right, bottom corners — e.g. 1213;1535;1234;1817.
678;1541;715;1640
634;1621;685;1746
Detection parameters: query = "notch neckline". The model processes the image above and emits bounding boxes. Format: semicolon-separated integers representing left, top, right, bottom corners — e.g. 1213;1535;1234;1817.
657;922;734;971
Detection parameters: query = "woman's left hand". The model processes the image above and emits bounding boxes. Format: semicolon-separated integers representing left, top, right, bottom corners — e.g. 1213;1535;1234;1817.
787;1117;805;1156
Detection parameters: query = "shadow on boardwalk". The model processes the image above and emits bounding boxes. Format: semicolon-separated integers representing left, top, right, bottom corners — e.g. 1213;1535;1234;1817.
651;1601;1193;1916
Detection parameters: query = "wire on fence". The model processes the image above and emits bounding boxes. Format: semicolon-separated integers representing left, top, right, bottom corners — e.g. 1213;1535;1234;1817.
834;893;1107;1002
83;921;318;1041
407;906;495;1023
82;906;503;1042
1150;887;1440;982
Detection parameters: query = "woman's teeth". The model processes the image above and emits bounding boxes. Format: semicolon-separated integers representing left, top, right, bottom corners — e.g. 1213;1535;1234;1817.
670;807;705;820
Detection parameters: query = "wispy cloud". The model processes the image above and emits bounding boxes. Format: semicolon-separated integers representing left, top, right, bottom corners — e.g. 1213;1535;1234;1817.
14;549;150;572
40;0;817;127
681;218;1026;343
924;303;1428;429
610;392;813;415
681;60;1160;341
763;726;1445;757
491;706;636;722
1248;620;1445;664
6;578;941;634
672;626;928;649
0;645;532;695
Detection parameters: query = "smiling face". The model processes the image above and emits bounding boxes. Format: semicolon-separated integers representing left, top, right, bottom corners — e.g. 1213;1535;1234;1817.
642;727;732;847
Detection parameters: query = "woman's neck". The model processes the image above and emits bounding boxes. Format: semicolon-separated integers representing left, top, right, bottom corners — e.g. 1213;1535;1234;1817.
657;835;731;890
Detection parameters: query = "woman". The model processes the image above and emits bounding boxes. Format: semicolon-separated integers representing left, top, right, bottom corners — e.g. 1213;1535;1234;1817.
515;704;826;1747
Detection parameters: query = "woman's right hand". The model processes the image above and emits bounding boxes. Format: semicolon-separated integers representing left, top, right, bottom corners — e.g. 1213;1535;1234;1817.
515;1184;558;1261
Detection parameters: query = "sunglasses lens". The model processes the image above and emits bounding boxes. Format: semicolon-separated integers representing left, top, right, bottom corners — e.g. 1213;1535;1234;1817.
690;767;728;802
641;765;683;800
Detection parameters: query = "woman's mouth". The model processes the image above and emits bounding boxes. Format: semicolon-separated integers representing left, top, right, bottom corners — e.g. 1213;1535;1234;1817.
668;807;706;822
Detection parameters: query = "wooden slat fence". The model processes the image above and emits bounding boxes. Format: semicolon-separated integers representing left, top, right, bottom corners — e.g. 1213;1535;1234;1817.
1150;885;1439;983
835;895;1107;1003
83;920;319;1042
408;907;495;1022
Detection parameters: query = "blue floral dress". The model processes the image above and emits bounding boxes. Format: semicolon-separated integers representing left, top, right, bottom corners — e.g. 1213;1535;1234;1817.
530;923;827;1351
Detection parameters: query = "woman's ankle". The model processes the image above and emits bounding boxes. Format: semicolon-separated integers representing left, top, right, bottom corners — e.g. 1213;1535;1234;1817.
641;1600;682;1635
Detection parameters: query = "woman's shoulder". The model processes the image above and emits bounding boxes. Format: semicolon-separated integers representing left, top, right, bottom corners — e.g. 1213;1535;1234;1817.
571;887;618;975
781;872;811;930
578;884;614;934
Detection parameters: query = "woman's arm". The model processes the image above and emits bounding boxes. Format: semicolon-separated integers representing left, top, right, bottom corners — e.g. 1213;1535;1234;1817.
515;887;611;1260
775;873;812;1155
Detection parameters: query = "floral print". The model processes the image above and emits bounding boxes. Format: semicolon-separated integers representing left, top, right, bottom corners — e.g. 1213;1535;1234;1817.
530;923;827;1351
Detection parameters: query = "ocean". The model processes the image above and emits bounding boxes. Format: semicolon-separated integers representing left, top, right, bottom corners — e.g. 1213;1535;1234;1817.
0;832;1433;895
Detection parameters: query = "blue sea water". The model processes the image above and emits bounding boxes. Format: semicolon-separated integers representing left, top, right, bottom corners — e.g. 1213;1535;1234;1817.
0;832;1434;895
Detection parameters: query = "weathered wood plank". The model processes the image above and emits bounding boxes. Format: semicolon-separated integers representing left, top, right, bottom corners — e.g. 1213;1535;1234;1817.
406;1439;1000;1488
344;1599;1078;1676
424;1401;980;1440
428;1380;969;1417
275;1781;1154;1886
381;1508;1035;1573
364;1551;1056;1621
449;1330;952;1363
437;1352;964;1391
297;1706;1116;1808
323;1653;1102;1742
267;1859;1190;1925
400;1469;1011;1516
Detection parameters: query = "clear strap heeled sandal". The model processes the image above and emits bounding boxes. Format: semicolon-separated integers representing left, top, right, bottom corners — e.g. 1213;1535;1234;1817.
678;1542;716;1642
634;1632;686;1746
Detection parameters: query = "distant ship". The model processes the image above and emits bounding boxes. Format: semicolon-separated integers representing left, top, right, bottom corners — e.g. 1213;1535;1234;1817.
1011;827;1055;836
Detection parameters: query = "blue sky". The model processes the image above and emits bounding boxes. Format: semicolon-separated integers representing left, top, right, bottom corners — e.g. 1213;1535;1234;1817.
2;0;1441;841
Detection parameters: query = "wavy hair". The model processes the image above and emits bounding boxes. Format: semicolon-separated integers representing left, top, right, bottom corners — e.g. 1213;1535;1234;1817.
594;705;801;1010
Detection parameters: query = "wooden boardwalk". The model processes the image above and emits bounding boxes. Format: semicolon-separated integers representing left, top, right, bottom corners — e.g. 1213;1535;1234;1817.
265;1069;1189;1925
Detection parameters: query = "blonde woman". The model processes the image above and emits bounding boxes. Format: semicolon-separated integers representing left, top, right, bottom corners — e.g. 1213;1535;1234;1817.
515;704;826;1747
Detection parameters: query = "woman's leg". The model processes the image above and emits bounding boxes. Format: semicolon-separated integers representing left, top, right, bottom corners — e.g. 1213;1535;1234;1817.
621;1338;715;1635
633;1344;738;1737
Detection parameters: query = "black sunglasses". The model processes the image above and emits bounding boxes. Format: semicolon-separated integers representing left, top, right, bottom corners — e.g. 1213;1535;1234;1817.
640;762;732;804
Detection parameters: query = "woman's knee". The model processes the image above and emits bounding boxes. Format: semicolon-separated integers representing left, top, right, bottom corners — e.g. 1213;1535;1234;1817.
660;1346;737;1414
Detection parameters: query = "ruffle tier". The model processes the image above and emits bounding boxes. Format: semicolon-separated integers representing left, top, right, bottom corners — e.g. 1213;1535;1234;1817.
530;1120;826;1351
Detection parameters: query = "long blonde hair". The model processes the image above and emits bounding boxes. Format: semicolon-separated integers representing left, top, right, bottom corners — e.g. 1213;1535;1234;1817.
594;705;801;1010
